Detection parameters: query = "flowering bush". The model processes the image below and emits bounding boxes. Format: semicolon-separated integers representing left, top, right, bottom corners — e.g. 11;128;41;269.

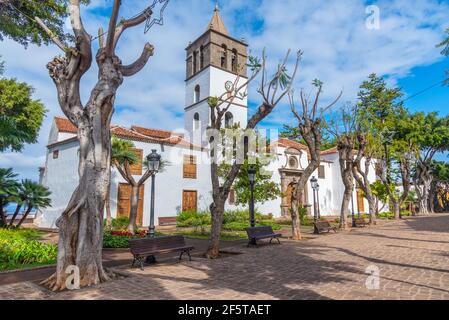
111;230;147;237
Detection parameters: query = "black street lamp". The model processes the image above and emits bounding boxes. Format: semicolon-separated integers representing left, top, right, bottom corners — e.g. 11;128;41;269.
316;182;321;220
311;176;319;234
248;165;257;230
146;149;161;238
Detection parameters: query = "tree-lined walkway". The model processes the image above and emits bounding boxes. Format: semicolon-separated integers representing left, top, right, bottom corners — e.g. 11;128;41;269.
1;214;449;300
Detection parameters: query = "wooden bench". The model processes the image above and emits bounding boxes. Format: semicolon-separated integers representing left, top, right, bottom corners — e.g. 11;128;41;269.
246;226;282;247
314;220;337;234
355;218;369;227
158;216;177;226
129;235;194;270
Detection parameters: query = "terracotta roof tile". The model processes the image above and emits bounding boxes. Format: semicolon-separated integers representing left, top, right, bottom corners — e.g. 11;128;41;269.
321;146;338;155
275;138;309;152
53;117;203;150
54;117;77;133
131;125;183;139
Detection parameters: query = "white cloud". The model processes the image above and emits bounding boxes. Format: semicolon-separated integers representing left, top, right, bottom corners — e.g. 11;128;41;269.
1;0;448;180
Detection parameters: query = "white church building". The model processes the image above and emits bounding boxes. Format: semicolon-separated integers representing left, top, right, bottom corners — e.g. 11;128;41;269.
36;8;378;229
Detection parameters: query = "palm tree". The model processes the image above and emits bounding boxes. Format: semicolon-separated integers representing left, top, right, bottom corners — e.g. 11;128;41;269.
0;168;19;226
8;179;33;226
111;137;154;234
16;182;51;227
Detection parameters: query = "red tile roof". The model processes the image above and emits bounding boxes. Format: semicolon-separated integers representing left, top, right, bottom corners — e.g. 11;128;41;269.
275;138;309;152
53;117;202;150
321;146;338;155
54;117;77;133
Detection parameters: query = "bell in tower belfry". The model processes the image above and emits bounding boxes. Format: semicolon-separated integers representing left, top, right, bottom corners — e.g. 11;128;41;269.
184;5;249;145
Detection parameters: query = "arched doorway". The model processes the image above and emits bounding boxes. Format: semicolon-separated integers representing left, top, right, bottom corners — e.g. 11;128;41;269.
280;169;309;217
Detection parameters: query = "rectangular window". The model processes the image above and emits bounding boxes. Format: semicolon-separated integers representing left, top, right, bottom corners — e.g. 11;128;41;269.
52;150;59;159
130;149;143;175
318;165;325;179
183;155;197;179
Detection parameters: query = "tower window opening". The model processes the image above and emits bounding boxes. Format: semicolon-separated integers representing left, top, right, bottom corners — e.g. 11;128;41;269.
193;113;200;130
194;85;200;103
225;112;234;128
200;45;204;69
221;44;227;69
193;51;198;74
231;49;238;72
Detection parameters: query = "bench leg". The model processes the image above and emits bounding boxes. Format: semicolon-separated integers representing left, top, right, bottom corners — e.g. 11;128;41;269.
187;250;192;261
276;237;281;244
135;257;144;271
247;238;258;247
179;251;184;261
131;257;137;268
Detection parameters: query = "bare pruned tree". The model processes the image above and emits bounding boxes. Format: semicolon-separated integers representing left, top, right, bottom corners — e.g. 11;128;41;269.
326;105;357;230
206;50;302;258
288;79;342;240
352;130;379;225
38;0;157;290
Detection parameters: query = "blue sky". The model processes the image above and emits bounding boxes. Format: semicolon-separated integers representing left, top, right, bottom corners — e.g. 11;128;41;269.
0;0;449;179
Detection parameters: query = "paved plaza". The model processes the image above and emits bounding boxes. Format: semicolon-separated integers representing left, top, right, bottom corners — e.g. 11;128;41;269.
1;214;449;300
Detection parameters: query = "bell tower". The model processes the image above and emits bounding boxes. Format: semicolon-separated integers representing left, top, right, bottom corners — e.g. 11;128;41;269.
184;5;249;144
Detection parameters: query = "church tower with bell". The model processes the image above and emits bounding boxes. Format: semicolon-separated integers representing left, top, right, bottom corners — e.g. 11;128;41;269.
184;5;249;144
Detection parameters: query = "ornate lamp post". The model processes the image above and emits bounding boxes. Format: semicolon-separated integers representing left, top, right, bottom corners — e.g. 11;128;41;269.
248;166;257;229
316;182;321;220
146;149;161;238
351;189;356;227
311;176;319;234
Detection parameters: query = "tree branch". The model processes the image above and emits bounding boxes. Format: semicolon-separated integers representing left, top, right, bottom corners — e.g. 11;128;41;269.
105;0;121;56
113;7;153;49
34;17;67;52
120;43;154;77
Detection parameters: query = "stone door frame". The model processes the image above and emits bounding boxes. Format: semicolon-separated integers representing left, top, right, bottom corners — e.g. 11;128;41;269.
279;168;310;217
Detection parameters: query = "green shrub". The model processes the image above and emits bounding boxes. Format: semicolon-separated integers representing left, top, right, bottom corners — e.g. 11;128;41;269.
222;209;270;225
103;232;134;248
176;210;211;232
103;231;165;248
0;228;57;270
111;216;131;231
401;210;412;217
276;218;292;226
223;220;281;231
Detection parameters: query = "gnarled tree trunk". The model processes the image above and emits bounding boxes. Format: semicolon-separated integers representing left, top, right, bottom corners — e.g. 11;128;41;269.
352;139;376;225
338;137;354;230
39;0;154;290
206;51;301;258
128;184;140;233
207;199;226;258
289;83;342;240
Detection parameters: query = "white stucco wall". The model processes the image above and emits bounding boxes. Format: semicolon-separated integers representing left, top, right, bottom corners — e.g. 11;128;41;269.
37;125;213;229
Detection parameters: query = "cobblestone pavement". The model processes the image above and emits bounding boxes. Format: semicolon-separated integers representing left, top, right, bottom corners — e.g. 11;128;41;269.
1;214;449;300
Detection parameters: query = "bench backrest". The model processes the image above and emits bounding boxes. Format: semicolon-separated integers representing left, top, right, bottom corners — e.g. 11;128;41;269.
314;221;332;229
129;235;186;254
246;226;275;237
